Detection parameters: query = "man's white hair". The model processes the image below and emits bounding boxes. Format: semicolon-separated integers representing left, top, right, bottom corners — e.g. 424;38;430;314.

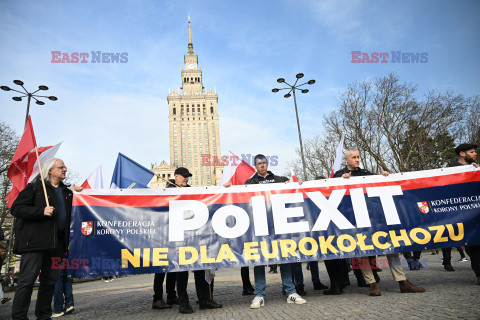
41;158;62;182
344;148;359;159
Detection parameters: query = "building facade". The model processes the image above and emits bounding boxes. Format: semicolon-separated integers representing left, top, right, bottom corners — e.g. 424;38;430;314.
151;17;223;187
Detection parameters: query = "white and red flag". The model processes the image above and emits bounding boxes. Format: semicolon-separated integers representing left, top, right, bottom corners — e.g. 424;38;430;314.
290;167;298;182
27;142;62;183
81;164;104;189
220;153;256;186
4;117;57;208
330;133;345;178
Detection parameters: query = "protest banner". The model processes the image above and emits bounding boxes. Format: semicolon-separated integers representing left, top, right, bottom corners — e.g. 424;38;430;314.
68;166;480;278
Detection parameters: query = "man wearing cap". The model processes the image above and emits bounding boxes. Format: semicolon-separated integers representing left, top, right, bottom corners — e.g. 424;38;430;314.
150;168;190;310
445;144;480;283
170;167;222;314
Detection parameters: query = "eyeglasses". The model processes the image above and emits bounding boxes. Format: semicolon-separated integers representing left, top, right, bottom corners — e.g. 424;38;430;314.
54;166;67;170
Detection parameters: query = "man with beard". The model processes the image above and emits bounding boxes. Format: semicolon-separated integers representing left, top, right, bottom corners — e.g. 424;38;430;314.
445;144;479;283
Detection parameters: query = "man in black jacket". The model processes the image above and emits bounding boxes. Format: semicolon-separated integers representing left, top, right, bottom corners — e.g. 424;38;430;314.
323;151;380;295
334;149;425;296
149;170;182;310
11;158;80;320
245;154;305;309
446;143;479;284
168;167;222;314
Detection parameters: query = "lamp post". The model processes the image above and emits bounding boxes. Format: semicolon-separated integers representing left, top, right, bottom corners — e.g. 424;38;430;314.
272;73;315;181
1;80;58;126
1;80;57;272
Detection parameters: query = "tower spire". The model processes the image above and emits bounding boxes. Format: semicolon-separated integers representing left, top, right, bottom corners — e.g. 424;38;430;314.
188;15;194;54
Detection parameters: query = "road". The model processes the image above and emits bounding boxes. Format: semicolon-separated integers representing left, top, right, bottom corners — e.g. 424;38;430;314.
1;253;479;319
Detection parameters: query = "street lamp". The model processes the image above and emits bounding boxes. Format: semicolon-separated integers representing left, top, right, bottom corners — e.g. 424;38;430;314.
1;79;58;126
1;80;57;272
272;73;315;180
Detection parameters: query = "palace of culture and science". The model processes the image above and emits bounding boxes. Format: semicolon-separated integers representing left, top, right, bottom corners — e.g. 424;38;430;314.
150;17;223;187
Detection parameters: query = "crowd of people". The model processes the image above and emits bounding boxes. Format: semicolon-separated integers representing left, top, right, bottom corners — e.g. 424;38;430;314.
2;143;479;318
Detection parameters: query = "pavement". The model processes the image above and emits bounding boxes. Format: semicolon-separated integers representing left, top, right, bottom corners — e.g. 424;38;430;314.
1;253;479;319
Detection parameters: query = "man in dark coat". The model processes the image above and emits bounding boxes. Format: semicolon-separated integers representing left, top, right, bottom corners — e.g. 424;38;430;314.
333;149;425;296
149;170;181;310
446;143;480;283
169;167;222;314
11;158;81;320
323;152;381;295
245;154;306;309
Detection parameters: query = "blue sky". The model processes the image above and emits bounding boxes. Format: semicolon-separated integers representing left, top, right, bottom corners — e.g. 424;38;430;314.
1;0;479;184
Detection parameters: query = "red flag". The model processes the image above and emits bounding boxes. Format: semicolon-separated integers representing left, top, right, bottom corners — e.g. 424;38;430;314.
4;145;55;207
220;155;256;186
230;160;256;185
4;116;38;208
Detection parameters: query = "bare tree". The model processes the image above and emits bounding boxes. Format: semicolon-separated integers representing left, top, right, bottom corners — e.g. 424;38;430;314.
291;72;475;176
458;96;480;146
0;121;18;229
286;133;341;179
0;121;19;175
0;121;18;269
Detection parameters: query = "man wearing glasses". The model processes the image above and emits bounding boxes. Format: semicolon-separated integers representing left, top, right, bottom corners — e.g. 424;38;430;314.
11;158;82;320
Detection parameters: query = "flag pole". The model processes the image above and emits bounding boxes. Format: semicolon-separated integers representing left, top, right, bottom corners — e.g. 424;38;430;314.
228;150;250;167
157;175;180;188
228;150;240;160
34;145;49;206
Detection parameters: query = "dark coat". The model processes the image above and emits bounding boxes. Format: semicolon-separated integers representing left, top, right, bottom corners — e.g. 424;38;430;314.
166;179;191;188
447;160;464;167
11;178;73;254
333;166;373;178
245;171;288;185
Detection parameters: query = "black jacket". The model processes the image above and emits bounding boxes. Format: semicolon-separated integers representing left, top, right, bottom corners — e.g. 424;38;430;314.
11;178;73;253
245;171;288;185
166;179;190;188
333;166;373;178
447;160;464;167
